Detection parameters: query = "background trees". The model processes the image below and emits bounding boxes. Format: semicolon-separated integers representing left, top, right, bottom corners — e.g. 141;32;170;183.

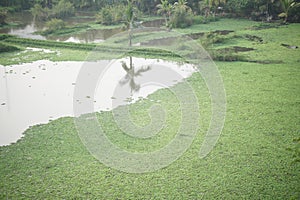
156;0;173;26
0;0;300;23
170;0;193;28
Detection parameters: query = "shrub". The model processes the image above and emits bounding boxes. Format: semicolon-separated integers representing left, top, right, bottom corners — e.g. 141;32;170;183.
52;0;75;19
30;4;50;21
170;7;193;28
45;18;66;33
193;15;206;24
96;4;127;25
97;6;113;25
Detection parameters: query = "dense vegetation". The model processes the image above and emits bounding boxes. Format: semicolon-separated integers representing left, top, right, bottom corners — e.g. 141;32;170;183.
1;0;300;24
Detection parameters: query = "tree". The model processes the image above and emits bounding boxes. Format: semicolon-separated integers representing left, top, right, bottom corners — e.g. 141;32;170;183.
206;0;226;8
170;0;193;28
125;0;135;46
52;0;75;18
45;18;65;32
156;0;173;27
97;6;113;25
278;0;300;22
30;4;50;21
175;0;190;10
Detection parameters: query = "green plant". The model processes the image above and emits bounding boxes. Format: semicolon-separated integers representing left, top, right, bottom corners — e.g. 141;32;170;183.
96;4;127;25
52;0;75;18
30;4;50;21
97;7;113;25
170;0;194;28
278;0;300;23
156;0;173;27
45;18;66;33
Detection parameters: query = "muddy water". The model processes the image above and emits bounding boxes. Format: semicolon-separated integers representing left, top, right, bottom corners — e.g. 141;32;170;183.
0;11;122;43
0;12;164;43
0;58;196;146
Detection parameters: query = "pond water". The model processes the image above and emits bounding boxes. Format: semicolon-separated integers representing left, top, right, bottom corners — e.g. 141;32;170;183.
0;12;162;43
0;11;122;43
0;58;196;146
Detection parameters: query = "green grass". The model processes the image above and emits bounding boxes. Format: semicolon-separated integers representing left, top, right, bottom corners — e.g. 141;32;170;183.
0;18;300;199
175;18;262;34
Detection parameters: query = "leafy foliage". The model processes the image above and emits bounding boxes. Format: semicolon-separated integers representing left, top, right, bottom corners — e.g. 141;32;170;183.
52;0;75;18
278;0;300;22
170;0;193;28
45;18;66;33
30;4;50;20
156;0;173;27
97;6;114;25
96;4;129;25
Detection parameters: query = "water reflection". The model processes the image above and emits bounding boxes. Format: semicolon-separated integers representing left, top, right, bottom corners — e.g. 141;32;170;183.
119;57;151;93
0;58;196;146
52;27;123;43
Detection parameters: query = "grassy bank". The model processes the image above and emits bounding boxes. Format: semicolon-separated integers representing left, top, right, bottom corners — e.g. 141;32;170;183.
0;18;300;199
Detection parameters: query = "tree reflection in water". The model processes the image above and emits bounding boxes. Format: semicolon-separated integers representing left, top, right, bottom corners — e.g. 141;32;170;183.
119;57;151;93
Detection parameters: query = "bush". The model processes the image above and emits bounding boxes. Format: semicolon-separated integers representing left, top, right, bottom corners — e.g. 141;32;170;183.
45;18;66;33
288;6;300;22
193;15;206;24
170;7;193;28
193;14;220;25
52;0;75;19
30;4;50;21
97;7;113;25
96;4;127;25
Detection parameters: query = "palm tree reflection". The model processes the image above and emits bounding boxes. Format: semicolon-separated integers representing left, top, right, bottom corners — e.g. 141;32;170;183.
119;57;151;93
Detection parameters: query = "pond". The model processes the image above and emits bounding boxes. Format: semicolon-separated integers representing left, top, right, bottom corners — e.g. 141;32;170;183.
0;57;196;146
0;12;163;43
0;11;123;43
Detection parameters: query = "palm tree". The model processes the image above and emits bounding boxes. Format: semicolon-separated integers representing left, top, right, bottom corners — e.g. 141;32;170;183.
278;0;300;23
156;0;173;27
174;0;191;11
125;0;134;46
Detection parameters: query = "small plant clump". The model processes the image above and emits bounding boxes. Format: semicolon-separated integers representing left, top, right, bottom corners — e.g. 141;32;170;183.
96;4;128;25
45;18;66;34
